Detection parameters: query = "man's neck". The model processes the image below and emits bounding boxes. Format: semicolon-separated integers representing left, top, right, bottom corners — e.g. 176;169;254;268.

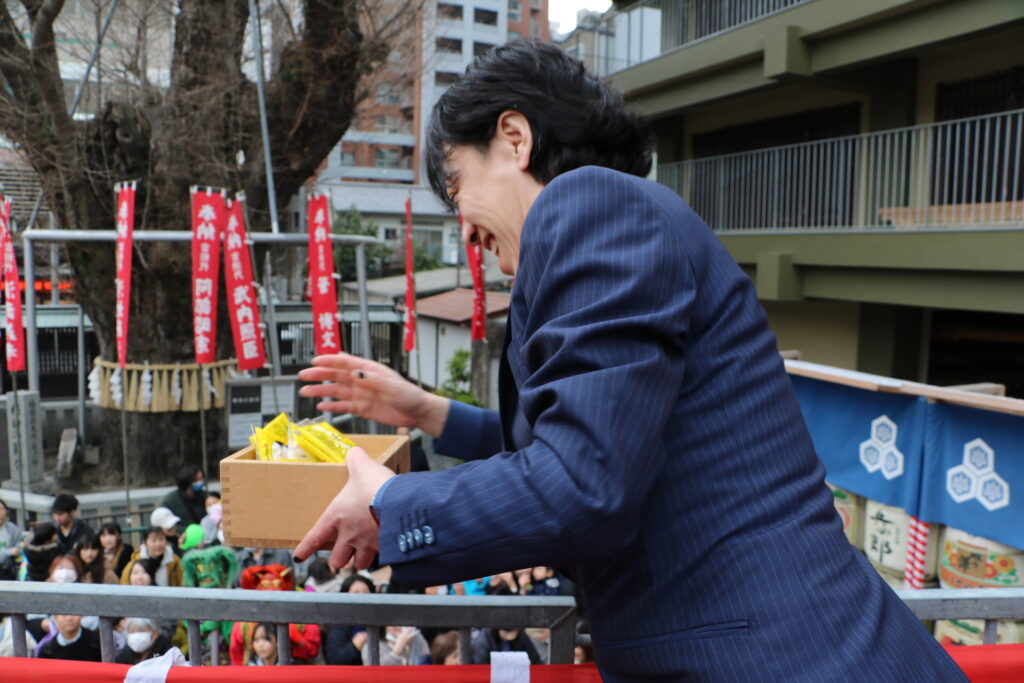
60;519;75;536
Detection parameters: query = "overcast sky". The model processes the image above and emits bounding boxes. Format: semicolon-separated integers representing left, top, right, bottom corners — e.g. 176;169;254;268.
549;0;612;35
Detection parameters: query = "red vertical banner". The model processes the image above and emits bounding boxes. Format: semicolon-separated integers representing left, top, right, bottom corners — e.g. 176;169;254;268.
403;197;416;352
463;215;486;342
307;193;341;355
191;188;225;365
223;196;266;370
1;197;24;372
114;182;136;369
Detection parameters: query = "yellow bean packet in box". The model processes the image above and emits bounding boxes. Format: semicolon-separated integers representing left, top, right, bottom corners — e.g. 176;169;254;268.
289;420;356;464
263;412;291;444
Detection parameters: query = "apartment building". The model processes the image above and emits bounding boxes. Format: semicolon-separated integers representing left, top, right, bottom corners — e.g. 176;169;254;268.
319;0;548;267
590;0;1024;395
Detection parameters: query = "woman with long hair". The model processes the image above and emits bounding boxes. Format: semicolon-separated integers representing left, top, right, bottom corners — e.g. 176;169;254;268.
99;522;134;579
75;533;120;584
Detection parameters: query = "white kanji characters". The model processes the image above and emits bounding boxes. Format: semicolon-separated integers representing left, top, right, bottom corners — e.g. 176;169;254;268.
199;242;212;270
198;203;217;222
226;213;240;233
195;298;212;316
195;334;211;355
230;253;244;281
314;208;326;226
195;316;212;334
239;322;256;340
242;340;259;358
227;231;243;250
317;312;336;330
317;275;331;295
314;226;328;243
320;330;336;349
236;305;254;323
233;285;252;306
196;221;217;240
195;278;214;297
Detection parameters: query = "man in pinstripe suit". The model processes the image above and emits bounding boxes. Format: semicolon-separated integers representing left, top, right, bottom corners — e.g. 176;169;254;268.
295;41;965;680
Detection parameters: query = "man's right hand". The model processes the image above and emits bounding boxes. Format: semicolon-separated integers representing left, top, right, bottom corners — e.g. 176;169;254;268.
298;354;450;438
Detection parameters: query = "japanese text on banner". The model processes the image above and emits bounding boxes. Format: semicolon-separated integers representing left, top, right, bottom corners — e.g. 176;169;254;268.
307;193;341;354
223;197;266;370
1;198;24;372
403;197;416;352
191;189;225;364
114;183;136;369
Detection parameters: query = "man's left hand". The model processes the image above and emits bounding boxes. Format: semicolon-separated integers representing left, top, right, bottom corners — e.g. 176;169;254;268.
293;447;395;570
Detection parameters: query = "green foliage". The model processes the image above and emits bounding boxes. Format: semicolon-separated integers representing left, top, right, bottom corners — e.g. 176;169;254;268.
332;206;393;280
413;245;444;272
435;348;482;407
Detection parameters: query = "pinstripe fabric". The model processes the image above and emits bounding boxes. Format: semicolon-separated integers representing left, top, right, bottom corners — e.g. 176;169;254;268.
377;167;965;681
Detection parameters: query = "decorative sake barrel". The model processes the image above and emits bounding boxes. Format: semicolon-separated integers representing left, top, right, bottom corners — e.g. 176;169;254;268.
827;482;865;550
863;500;939;585
934;619;1024;646
938;526;1024;589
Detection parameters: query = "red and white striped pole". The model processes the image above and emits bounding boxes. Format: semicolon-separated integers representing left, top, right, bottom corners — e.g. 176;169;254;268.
903;515;931;589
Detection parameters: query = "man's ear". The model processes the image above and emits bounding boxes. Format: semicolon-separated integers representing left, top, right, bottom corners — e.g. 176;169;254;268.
495;110;533;172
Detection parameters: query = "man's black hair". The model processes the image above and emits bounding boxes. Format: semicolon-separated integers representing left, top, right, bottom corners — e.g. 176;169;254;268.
425;39;652;212
341;574;376;594
51;493;79;514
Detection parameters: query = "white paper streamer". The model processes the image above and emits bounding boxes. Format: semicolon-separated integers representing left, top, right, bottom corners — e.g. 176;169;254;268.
171;368;182;407
110;368;123;408
87;365;102;404
140;363;153;409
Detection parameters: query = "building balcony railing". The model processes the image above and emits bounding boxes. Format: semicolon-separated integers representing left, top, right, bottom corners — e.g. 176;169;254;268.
658;108;1024;233
582;0;813;76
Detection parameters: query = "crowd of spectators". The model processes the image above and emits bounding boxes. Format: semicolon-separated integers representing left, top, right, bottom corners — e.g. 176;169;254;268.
0;467;593;667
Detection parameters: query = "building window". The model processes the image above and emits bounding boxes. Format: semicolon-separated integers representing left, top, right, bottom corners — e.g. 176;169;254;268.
374;82;401;104
437;2;463;21
473;41;494;58
509;30;521;40
374;114;410;134
341;147;356;165
384;227;399;240
474;8;497;26
374;147;402;169
436;37;462;55
508;0;522;22
435;71;460;89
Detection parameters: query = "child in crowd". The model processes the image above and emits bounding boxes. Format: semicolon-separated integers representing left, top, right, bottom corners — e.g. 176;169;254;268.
23;523;60;582
99;522;134;580
304;557;346;593
36;614;101;662
76;534;120;584
247;623;279;666
150;508;183;557
430;631;461;665
120;527;183;586
47;554;84;584
128;557;161;586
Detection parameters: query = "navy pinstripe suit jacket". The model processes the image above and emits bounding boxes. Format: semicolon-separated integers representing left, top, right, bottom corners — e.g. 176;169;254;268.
375;167;965;681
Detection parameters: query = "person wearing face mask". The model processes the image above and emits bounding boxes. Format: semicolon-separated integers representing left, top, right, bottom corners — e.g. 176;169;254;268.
200;500;222;546
160;465;207;534
47;554;83;584
37;614;101;662
114;618;171;664
0;498;24;580
121;528;183;586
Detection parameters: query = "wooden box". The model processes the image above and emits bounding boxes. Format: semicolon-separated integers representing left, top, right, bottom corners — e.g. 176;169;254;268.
220;434;410;549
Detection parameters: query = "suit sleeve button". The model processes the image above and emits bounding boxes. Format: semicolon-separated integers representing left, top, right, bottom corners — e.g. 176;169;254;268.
423;525;435;545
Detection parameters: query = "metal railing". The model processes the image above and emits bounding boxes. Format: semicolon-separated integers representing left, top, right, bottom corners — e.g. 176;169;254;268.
578;0;813;76
658;108;1024;232
896;588;1024;645
0;582;577;665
